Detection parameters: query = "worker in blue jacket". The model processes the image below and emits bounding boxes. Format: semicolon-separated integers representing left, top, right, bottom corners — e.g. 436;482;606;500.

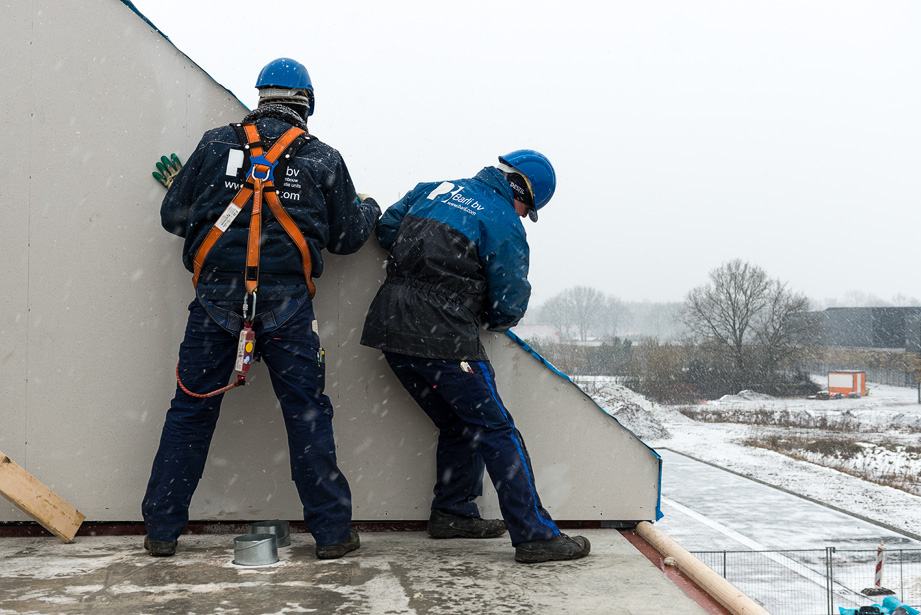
143;58;379;559
361;150;591;563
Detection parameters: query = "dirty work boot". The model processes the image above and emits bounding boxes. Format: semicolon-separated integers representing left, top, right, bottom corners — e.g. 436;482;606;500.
515;533;591;564
427;509;507;539
316;529;360;559
143;536;177;557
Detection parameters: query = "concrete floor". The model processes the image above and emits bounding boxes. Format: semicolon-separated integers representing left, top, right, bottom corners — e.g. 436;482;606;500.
0;529;709;615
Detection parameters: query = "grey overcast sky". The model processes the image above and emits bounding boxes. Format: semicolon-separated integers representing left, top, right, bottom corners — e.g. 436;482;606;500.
128;0;921;307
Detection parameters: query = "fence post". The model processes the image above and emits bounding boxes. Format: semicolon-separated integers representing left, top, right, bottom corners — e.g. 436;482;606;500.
722;550;727;578
826;546;836;615
876;541;885;589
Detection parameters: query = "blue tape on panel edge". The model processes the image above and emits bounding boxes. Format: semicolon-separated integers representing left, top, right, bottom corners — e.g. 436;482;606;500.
119;1;249;109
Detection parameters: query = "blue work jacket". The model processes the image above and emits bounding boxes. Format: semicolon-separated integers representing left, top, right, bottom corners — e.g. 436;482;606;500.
361;167;530;360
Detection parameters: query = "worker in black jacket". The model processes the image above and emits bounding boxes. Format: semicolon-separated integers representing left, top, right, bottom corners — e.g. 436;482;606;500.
143;58;379;560
361;150;591;563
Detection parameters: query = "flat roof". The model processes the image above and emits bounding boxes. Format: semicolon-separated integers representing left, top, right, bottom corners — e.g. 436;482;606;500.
0;529;720;614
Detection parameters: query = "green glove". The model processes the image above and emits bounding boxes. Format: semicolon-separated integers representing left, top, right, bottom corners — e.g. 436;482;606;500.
152;154;183;189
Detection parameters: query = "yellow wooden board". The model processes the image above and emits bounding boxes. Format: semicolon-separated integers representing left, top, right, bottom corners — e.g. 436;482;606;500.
0;451;85;543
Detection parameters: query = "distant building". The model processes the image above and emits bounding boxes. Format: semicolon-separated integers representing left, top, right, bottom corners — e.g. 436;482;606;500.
814;307;921;352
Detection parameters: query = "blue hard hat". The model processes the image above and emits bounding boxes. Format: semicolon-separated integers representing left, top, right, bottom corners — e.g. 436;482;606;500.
256;58;313;90
256;58;315;116
498;149;556;213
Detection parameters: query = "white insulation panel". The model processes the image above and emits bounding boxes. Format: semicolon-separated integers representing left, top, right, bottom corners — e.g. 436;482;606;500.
0;0;660;525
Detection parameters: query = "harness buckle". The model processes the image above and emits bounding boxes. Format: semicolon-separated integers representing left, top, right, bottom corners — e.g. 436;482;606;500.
242;290;257;324
248;155;277;182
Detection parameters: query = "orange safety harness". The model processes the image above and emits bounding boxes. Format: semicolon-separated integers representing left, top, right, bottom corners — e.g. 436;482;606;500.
177;123;316;398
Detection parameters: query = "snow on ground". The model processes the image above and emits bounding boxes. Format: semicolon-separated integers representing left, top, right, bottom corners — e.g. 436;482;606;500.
686;382;921;435
579;377;921;539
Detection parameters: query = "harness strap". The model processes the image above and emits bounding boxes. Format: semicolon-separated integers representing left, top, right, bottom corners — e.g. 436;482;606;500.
264;187;317;298
191;186;253;287
245;175;263;296
190;123;315;296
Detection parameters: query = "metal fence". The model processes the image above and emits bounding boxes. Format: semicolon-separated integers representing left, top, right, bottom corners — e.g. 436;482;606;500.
691;547;921;615
804;363;918;388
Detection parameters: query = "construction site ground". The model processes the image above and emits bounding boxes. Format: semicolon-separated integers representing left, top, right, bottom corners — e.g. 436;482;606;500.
0;528;713;614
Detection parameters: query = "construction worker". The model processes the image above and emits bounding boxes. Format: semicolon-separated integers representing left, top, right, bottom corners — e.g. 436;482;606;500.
360;151;591;563
142;58;380;559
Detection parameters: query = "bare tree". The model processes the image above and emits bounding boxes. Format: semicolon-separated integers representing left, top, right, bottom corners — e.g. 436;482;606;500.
538;285;607;341
565;286;606;341
538;294;572;339
632;301;685;340
683;259;770;372
891;293;921;307
598;295;629;340
682;259;817;391
754;279;817;373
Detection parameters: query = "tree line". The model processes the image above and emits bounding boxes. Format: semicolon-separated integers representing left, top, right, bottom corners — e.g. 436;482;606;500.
528;286;684;341
524;260;820;402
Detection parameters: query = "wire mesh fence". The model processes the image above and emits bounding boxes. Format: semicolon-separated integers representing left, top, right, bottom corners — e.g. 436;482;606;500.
804;363;918;388
691;547;921;615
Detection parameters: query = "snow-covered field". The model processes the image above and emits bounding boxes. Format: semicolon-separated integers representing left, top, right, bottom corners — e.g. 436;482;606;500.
580;377;921;539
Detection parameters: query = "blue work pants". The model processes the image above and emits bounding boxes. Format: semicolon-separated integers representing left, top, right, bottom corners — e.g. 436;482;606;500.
384;352;559;545
142;294;352;546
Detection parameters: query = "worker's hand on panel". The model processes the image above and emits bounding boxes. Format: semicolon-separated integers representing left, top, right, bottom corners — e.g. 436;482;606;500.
153;154;183;190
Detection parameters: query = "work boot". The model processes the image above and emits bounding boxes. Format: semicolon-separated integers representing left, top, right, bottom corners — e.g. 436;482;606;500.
515;533;591;564
427;509;507;539
143;535;177;557
316;529;360;559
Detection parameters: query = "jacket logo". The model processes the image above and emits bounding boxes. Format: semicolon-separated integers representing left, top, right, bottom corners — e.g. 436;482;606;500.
427;182;484;214
226;149;244;176
427;181;459;200
223;149;301;201
282;167;302;192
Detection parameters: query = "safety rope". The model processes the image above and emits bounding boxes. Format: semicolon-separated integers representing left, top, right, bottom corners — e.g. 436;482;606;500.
176;363;244;398
176;314;257;398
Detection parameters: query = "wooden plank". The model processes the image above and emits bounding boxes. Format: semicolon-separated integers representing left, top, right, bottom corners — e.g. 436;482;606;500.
0;451;85;543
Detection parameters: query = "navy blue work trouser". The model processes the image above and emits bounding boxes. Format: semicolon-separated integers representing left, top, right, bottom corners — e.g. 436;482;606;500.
142;294;352;546
384;352;560;545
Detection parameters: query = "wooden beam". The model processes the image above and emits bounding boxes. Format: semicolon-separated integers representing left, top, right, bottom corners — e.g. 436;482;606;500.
0;451;85;543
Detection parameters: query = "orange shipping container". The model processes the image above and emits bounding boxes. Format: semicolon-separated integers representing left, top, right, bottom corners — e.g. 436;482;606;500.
827;371;866;396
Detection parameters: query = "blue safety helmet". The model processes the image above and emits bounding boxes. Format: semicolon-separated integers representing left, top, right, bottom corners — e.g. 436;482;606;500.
255;58;315;116
498;149;556;220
